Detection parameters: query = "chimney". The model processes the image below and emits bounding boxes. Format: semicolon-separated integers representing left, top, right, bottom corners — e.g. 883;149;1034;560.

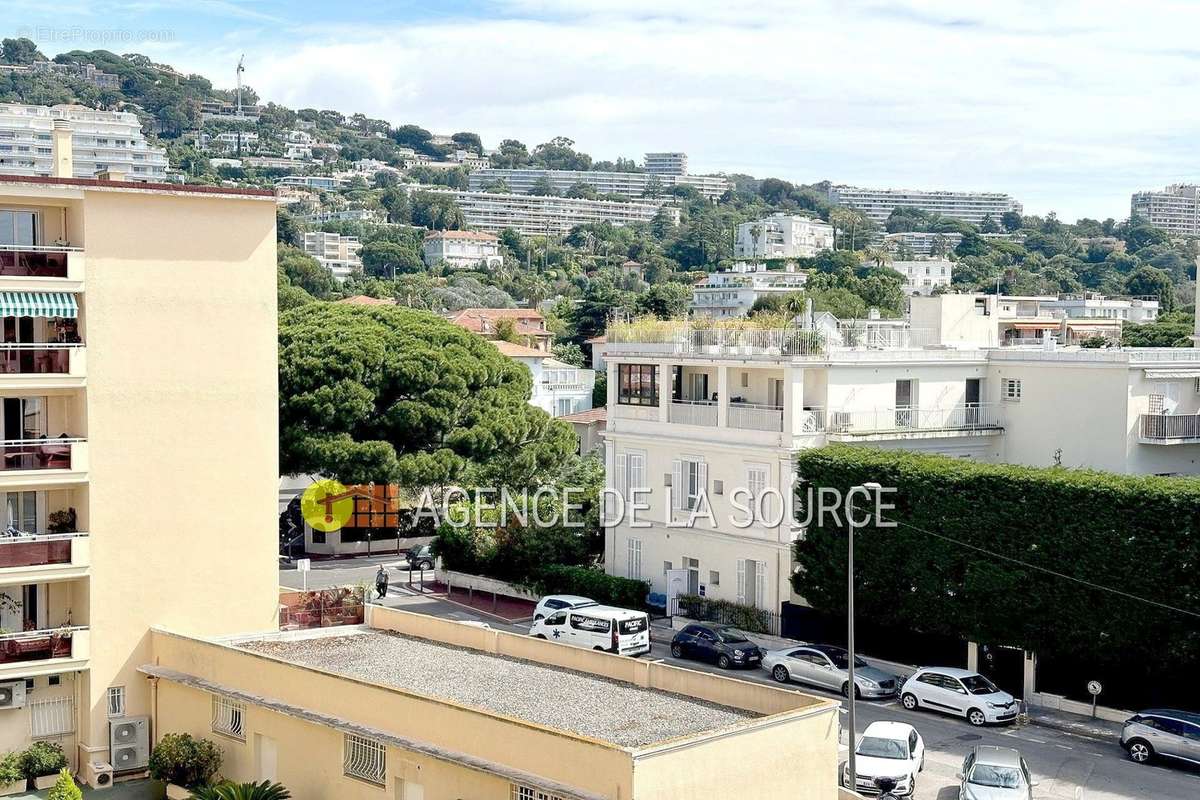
95;166;126;182
50;120;73;179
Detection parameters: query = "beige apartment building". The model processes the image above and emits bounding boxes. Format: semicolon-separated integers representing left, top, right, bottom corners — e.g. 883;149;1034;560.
0;159;278;783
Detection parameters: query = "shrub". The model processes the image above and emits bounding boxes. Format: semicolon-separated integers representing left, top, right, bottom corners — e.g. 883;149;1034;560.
0;752;22;786
47;768;81;800
148;733;223;789
22;741;67;778
673;594;773;634
190;780;292;800
531;565;649;609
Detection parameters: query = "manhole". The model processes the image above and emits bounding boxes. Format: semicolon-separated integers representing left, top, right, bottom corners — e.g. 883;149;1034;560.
957;734;983;741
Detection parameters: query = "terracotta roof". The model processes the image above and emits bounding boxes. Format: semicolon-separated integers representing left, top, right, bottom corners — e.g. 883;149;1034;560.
559;407;607;424
450;307;543;320
447;308;546;335
492;341;547;358
584;335;607;344
0;173;275;197
336;295;397;306
425;230;500;242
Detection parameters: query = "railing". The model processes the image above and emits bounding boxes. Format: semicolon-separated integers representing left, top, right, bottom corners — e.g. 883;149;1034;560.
828;404;1002;434
0;438;83;471
669;399;718;426
0;532;83;568
798;407;826;433
728;402;783;432
1140;413;1200;441
0;246;75;279
834;326;940;349
670;595;782;636
609;325;830;358
0;626;86;664
0;343;82;375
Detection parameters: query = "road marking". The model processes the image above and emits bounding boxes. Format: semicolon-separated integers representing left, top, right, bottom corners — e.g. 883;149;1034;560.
1055;744;1072;750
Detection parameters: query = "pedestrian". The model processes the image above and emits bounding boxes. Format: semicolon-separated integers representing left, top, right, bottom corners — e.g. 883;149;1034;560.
375;565;389;599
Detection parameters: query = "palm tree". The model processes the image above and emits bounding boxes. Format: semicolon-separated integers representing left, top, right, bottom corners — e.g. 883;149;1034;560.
863;246;893;268
190;781;291;800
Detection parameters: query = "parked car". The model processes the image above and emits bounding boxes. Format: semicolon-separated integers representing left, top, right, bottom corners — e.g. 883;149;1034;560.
957;746;1036;799
841;720;924;796
899;667;1018;726
670;623;763;669
762;643;898;698
403;544;434;570
529;605;651;656
532;594;597;622
1120;709;1200;766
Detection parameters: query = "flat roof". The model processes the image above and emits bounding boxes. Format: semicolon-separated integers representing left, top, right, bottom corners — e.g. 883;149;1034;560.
0;173;275;198
240;631;757;747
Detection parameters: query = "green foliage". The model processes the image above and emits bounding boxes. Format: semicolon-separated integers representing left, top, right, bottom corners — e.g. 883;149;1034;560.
278;245;337;299
1124;265;1175;311
1121;311;1195;348
410;191;465;230
360;240;423;278
634;283;690;319
551;342;585;367
0;752;22;785
674;594;775;634
792;446;1200;677
531;565;649;609
148;733;223;789
21;741;67;778
46;769;81;800
189;780;292;800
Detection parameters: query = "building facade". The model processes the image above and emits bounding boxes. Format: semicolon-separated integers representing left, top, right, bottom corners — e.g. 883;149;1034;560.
0;104;169;182
422;230;503;269
1130;184;1200;236
302;231;362;281
0;172;278;780
889;260;953;295
642;152;688;176
734;214;834;259
434;189;679;236
467;168;730;201
1041;293;1160;324
691;265;809;318
829;185;1022;227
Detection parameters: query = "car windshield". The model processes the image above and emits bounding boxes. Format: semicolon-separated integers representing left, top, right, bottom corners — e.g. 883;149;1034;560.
968;765;1022;788
717;628;751;643
961;674;1001;695
823;649;868;669
857;737;907;760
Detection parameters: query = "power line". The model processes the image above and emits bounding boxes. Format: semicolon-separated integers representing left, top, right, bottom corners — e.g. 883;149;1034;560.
879;515;1200;621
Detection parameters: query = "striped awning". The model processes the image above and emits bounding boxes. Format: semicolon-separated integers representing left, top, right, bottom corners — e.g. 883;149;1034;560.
1144;369;1200;379
0;292;78;319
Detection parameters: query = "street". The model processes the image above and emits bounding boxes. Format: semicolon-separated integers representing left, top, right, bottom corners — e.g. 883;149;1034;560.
281;561;1200;800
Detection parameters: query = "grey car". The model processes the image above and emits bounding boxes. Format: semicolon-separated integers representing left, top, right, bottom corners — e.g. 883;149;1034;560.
1121;709;1200;767
762;643;898;698
957;746;1035;800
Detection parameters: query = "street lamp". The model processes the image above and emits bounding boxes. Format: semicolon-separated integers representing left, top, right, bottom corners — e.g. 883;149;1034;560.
845;481;880;794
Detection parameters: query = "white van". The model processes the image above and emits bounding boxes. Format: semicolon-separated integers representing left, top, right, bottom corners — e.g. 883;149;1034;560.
529;605;651;656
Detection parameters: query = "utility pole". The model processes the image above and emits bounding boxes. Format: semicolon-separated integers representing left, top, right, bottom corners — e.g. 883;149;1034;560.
846;481;880;794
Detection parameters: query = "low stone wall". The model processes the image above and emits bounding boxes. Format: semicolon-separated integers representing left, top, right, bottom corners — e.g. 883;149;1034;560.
435;568;539;602
1030;691;1132;723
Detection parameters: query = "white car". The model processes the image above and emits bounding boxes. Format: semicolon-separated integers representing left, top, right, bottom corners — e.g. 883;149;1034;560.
842;720;924;796
900;667;1018;726
532;594;597;621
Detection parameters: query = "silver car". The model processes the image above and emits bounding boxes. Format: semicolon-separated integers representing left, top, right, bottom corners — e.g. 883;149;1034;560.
1121;709;1200;767
957;746;1035;800
762;643;898;698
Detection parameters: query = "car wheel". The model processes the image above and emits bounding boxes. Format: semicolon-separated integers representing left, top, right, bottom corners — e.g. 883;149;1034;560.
534;634;546;639
967;708;987;727
901;693;918;711
670;643;683;658
841;682;862;699
717;654;732;669
1127;739;1153;764
908;775;916;795
771;665;790;683
534;614;544;621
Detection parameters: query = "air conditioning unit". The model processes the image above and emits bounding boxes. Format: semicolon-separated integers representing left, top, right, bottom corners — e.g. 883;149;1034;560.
109;716;150;772
0;680;26;709
85;761;113;790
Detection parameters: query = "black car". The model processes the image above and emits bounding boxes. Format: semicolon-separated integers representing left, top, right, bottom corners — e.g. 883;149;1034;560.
404;544;434;570
670;623;763;669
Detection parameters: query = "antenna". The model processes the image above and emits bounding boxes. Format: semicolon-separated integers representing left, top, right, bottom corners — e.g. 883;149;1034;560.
236;55;245;116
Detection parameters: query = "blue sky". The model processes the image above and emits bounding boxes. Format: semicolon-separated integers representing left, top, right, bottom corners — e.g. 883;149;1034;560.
6;1;1198;220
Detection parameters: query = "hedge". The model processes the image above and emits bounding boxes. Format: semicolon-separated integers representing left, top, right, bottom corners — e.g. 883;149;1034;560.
529;565;650;610
673;594;774;634
792;445;1200;699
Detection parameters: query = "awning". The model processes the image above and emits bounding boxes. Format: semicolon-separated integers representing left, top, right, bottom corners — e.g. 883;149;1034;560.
1144;369;1200;379
0;292;78;319
1011;322;1059;330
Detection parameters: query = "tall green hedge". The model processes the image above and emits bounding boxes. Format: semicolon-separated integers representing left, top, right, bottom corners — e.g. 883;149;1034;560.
793;445;1200;676
530;565;650;610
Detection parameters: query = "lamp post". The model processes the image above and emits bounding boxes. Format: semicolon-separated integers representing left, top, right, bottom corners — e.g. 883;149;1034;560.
846;481;880;794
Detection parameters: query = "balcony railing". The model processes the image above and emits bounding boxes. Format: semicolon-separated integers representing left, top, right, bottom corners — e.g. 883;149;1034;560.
0;532;86;569
0;246;75;279
728;402;783;432
828;404;1002;434
669;399;718;426
0;626;86;665
0;438;83;471
0;343;83;375
1140;413;1200;442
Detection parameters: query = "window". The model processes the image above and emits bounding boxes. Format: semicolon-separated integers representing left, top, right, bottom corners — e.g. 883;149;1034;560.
673;458;706;511
544;611;567;626
343;733;386;785
617;364;658;406
1002;378;1022;402
211;695;245;741
709;570;720;586
746;463;769;520
511;785;565;800
626;538;642;580
663;560;672;576
106;686;125;718
30;696;74;738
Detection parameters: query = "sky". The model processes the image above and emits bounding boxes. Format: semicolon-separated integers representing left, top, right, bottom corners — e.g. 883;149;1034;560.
5;0;1200;220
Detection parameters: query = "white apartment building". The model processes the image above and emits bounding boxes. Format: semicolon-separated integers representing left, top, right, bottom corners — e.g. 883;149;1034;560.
276;175;345;190
211;131;259;148
603;291;1200;616
883;231;962;256
890;260;953;295
643;152;688;176
691;264;808;318
1130;184;1200;236
467;168;731;201
422;230;504;269
494;342;597;417
296;208;386;225
1042;293;1160;324
829;185;1022;227
302;231;362;281
734;214;834;259
0;104;168;182
431;188;679;236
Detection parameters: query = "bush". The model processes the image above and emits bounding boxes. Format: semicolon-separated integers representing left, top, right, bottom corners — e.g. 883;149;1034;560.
22;741;67;778
148;733;223;789
0;752;22;786
47;768;81;800
531;565;649;609
673;594;774;634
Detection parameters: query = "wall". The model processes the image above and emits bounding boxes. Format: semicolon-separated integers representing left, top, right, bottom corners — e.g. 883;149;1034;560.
0;673;78;764
79;188;279;760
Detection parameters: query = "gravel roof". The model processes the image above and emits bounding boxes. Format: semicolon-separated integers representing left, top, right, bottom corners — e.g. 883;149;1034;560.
240;631;758;747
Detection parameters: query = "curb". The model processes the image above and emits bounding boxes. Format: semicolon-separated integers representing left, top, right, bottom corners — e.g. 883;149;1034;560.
1024;715;1121;744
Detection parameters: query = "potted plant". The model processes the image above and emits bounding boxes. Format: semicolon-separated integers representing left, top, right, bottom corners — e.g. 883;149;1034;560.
46;768;80;800
148;733;223;799
0;752;24;796
22;741;68;790
47;508;77;534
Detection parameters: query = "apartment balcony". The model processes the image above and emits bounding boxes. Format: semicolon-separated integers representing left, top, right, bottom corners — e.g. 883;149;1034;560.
0;626;89;680
669;399;718;426
0;344;85;388
0;246;85;291
0;533;89;585
0;439;88;488
826;404;1003;441
728;402;783;432
1139;413;1200;445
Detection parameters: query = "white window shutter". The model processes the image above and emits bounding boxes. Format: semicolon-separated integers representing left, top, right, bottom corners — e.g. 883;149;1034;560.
736;559;746;603
697;461;708;504
616;453;628;500
672;459;683;511
755;560;766;609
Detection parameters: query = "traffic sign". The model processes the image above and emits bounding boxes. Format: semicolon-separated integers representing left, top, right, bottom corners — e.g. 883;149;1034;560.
1087;680;1102;696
